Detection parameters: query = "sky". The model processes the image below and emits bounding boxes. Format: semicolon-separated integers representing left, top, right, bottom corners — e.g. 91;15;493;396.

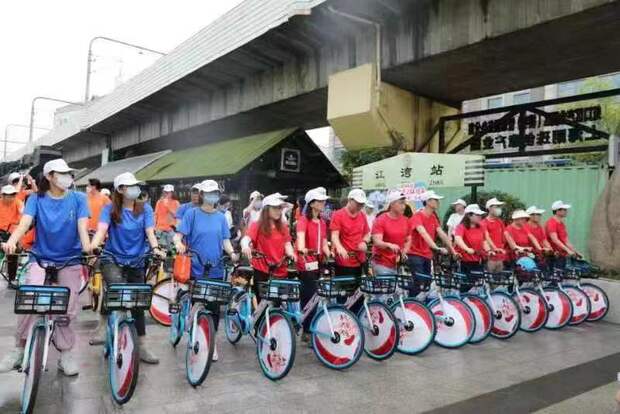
0;0;246;157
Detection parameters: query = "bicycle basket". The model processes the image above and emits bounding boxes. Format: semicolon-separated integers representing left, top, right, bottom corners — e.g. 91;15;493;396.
316;276;358;298
563;266;583;280
257;279;300;301
103;283;152;311
514;268;540;284
485;271;515;286
397;273;431;292
360;275;397;294
191;279;232;304
466;271;487;287
14;285;70;315
433;272;465;290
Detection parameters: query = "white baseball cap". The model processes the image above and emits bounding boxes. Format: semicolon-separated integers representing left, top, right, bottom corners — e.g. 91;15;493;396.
365;201;375;210
162;184;174;192
191;183;201;191
305;188;329;204
315;187;327;196
8;172;21;183
422;190;444;201
485;198;505;209
551;200;571;210
263;193;288;208
43;159;75;176
526;206;545;215
249;190;263;201
511;209;530;220
1;185;17;195
451;199;467;207
199;180;219;193
114;172;144;190
464;204;486;215
101;188;111;197
385;190;406;205
272;192;288;200
347;188;367;204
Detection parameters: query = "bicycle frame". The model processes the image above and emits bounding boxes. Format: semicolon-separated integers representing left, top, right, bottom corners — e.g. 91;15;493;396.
20;315;56;373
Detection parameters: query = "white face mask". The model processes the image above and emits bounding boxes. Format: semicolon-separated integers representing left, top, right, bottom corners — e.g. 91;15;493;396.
492;207;503;217
55;173;73;190
124;186;141;200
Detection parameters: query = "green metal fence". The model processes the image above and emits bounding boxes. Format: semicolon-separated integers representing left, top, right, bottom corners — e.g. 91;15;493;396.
434;164;608;259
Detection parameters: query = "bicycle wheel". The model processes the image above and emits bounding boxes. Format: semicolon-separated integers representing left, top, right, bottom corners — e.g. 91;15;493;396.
310;305;364;370
109;320;140;405
428;297;475;349
488;292;520;339
513;288;548;332
186;311;214;387
581;283;609;322
150;277;179;326
565;286;591;326
357;301;398;361
224;302;243;345
461;294;493;343
390;298;435;355
21;325;45;414
256;309;296;381
543;288;573;329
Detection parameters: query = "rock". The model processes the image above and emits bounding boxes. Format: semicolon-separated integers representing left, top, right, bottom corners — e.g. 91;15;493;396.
589;169;620;271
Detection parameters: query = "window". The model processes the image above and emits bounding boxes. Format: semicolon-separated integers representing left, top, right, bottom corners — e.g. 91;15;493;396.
557;81;580;97
487;96;503;109
513;92;530;105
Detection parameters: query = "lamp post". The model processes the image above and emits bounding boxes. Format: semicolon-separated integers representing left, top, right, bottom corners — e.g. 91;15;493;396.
84;36;165;102
4;124;51;161
28;97;81;143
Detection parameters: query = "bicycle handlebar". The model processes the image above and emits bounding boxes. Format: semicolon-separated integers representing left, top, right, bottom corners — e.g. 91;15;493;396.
27;250;92;270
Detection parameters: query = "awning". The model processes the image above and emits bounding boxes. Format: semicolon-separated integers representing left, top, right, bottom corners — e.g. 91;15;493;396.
76;150;171;186
136;128;296;182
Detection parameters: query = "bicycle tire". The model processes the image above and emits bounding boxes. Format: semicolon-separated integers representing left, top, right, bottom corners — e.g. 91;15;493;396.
21;325;45;414
543;287;573;330
565;286;591;326
461;294;493;343
513;288;548;333
428;296;475;349
169;290;187;348
488;292;520;340
357;301;398;361
185;311;215;387
581;283;609;322
256;308;296;381
310;304;364;370
390;298;435;355
108;320;140;405
149;277;177;326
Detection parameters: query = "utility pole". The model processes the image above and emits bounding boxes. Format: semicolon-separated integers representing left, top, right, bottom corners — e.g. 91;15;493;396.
4;124;50;161
29;97;81;143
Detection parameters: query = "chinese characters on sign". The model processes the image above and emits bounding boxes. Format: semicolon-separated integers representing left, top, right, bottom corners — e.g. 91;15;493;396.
467;105;603;152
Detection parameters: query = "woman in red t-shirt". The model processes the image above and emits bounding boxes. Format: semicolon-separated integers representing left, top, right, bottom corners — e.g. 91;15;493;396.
371;190;411;274
296;189;331;341
454;204;492;280
504;210;542;262
241;194;296;302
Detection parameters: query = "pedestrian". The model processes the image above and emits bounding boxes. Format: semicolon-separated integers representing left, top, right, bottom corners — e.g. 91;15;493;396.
364;201;376;230
482;197;508;272
218;194;235;233
296;188;331;343
545;200;580;269
0;159;91;376
0;185;24;284
525;205;553;258
173;179;238;361
504;210;542;261
86;178;111;234
453;204;493;286
88;172;163;364
154;184;179;248
371;190;411;275
101;188;111;198
175;183;201;226
9;172;37;202
446;198;467;238
242;190;263;228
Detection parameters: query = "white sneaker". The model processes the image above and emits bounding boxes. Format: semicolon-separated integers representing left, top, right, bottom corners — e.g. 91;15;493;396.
212;345;218;362
57;350;79;376
0;347;24;373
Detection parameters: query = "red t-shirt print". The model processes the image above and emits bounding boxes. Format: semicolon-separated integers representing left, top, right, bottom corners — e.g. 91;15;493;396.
408;211;440;259
247;221;291;277
371;213;411;268
295;216;327;272
482;217;507;261
545;216;569;256
454;223;485;263
330;208;369;268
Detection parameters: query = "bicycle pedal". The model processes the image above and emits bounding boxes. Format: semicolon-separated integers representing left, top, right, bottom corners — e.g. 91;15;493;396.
169;303;181;314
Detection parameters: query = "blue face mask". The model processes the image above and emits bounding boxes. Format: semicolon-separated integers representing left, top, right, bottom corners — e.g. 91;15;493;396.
203;192;220;206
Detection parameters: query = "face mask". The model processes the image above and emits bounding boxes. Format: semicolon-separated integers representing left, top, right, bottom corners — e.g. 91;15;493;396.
254;201;263;210
493;208;503;217
203;193;220;206
55;173;73;190
125;186;141;200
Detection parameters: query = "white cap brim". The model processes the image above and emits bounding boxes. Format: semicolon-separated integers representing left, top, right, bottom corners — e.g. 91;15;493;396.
451;199;466;206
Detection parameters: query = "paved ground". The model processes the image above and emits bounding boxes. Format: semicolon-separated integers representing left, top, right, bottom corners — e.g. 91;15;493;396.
0;284;618;414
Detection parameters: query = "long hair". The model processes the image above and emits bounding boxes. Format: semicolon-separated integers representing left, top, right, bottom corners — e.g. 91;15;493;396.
37;172;50;197
258;207;284;236
111;190;145;224
462;213;477;229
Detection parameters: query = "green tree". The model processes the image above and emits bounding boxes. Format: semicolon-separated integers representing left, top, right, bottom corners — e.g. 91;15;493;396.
340;147;398;182
442;190;526;227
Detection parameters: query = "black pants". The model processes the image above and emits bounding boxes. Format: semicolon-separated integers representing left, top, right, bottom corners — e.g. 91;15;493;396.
334;265;363;312
460;262;483;293
406;255;432;297
252;270;270;304
299;270;319;333
101;262;146;336
6;254;18;282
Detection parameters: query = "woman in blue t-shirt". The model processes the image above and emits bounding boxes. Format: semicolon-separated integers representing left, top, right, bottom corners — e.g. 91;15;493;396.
173;179;238;361
0;159;91;376
89;172;164;364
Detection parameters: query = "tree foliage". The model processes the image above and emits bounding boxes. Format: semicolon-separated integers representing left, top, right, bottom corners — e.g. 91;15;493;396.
340;147;398;182
442;190;526;227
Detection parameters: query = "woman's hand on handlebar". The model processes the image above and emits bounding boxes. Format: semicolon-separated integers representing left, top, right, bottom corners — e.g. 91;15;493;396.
175;241;187;255
2;240;17;255
385;243;400;253
357;241;368;252
242;246;253;260
434;246;448;255
336;245;348;259
153;247;167;259
229;252;240;263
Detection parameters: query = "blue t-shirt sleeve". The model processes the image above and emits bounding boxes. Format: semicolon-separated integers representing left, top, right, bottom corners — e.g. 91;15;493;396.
24;195;38;217
221;214;231;240
177;209;192;237
99;203;112;225
175;203;187;220
144;204;155;228
75;192;90;219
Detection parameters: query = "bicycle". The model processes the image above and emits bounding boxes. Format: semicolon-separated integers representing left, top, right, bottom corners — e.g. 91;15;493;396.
558;263;592;326
225;252;300;381
0;231;29;289
567;258;609;322
12;251;86;414
169;250;232;387
91;250;154;405
512;259;549;333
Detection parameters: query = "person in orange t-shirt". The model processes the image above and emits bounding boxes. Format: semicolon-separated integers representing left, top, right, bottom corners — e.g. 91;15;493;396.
86;178;111;233
154;184;180;248
0;185;24;284
8;173;37;203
